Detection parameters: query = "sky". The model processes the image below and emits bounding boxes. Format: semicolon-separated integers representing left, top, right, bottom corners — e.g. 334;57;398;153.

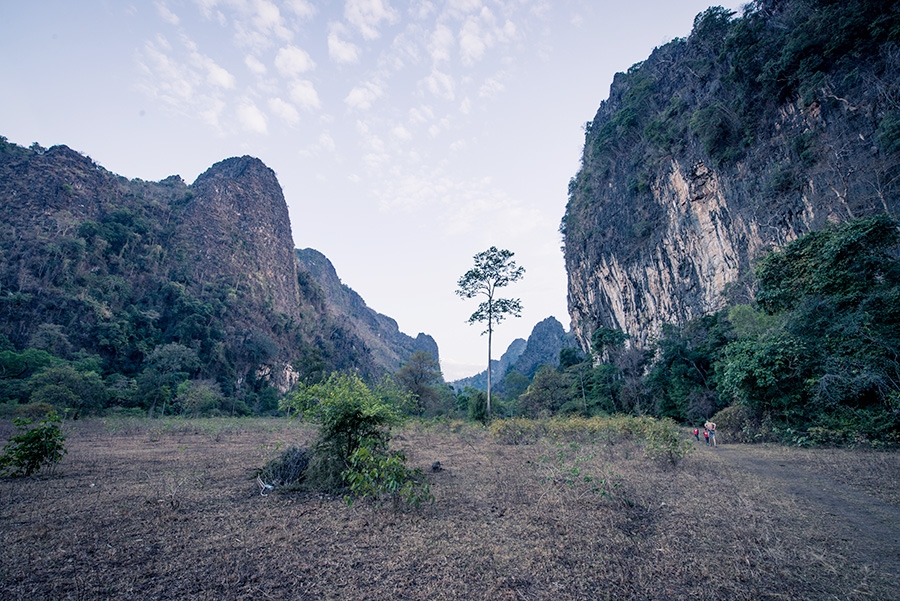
0;0;743;381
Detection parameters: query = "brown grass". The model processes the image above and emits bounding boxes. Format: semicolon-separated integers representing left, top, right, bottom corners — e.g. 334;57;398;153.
1;417;898;600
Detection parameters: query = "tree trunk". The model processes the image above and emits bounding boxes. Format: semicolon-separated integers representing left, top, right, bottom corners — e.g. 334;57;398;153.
486;325;492;418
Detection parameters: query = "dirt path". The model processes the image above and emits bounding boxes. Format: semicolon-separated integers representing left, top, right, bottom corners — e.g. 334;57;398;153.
710;444;900;590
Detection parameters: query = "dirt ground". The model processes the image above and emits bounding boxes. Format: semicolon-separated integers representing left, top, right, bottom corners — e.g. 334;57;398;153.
1;418;898;600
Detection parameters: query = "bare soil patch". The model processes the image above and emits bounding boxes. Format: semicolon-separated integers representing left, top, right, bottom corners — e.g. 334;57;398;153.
1;419;898;600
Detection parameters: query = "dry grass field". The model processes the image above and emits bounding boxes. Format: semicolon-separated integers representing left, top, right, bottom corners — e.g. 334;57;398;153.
1;417;898;600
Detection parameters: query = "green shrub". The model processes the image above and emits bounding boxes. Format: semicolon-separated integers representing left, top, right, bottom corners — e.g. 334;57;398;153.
18;402;57;419
642;418;693;468
489;417;542;444
342;439;433;509
280;372;403;493
0;411;67;477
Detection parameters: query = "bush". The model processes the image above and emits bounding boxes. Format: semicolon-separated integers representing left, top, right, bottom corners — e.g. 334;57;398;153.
489;417;542;444
280;372;404;493
0;411;67;477
342;439;433;509
642;418;693;468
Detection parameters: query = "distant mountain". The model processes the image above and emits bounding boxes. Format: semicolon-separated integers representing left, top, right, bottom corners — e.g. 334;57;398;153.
295;248;439;373
0;137;435;401
451;316;578;391
451;337;526;392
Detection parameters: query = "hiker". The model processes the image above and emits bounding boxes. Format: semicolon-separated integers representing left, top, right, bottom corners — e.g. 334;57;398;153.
705;421;717;447
703;428;709;445
693;428;700;441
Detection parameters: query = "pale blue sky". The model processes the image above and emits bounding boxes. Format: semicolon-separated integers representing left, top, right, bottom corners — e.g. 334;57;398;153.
0;0;742;379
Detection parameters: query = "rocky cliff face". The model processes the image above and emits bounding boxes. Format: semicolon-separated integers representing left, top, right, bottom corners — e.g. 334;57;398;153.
184;157;300;319
295;248;439;373
0;138;437;395
563;0;900;350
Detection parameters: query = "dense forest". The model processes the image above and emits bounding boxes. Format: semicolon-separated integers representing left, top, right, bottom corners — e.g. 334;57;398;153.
512;216;898;444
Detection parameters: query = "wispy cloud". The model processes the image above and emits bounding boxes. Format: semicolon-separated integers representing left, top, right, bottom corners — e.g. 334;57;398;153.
245;54;267;75
268;97;300;125
289;79;321;110
284;0;316;20
328;23;361;64
137;34;236;130
345;80;384;110
155;1;180;25
391;124;412;140
429;23;455;63
423;68;455;100
345;0;398;40
237;98;268;133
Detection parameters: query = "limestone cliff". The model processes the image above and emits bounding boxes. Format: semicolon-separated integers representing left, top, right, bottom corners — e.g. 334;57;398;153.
0;137;438;397
183;157;300;319
563;0;900;350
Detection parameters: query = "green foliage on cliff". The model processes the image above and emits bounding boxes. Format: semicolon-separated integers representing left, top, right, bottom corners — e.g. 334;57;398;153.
512;216;900;445
0;138;387;416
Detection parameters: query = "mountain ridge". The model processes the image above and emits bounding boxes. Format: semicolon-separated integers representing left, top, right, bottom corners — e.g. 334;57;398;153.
0;137;434;403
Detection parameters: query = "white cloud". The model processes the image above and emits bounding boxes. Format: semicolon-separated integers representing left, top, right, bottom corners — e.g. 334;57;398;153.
459;96;471;114
275;45;316;76
479;77;504;98
448;0;483;13
428;116;450;137
237;99;268;134
155;2;180;25
202;57;236;88
210;0;292;52
424;68;455;100
137;34;236;131
409;105;434;125
284;0;316;19
459;17;487;65
289;79;321;110
391;124;412;140
429;23;455;63
250;0;292;42
318;132;336;152
345;0;398;40
198;98;227;131
345;81;384;110
356;119;388;168
245;55;267;75
268;97;299;125
328;23;361;64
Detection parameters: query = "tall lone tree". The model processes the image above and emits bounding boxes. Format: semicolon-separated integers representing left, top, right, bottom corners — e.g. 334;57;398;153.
456;246;525;418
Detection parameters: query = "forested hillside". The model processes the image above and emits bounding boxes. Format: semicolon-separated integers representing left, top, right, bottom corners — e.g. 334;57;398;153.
0;138;432;416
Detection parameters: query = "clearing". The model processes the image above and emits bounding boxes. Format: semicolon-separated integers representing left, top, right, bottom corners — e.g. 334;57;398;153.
1;419;898;600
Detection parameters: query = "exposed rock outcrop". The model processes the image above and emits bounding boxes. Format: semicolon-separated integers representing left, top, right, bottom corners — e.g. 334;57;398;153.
184;156;300;319
563;0;900;350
